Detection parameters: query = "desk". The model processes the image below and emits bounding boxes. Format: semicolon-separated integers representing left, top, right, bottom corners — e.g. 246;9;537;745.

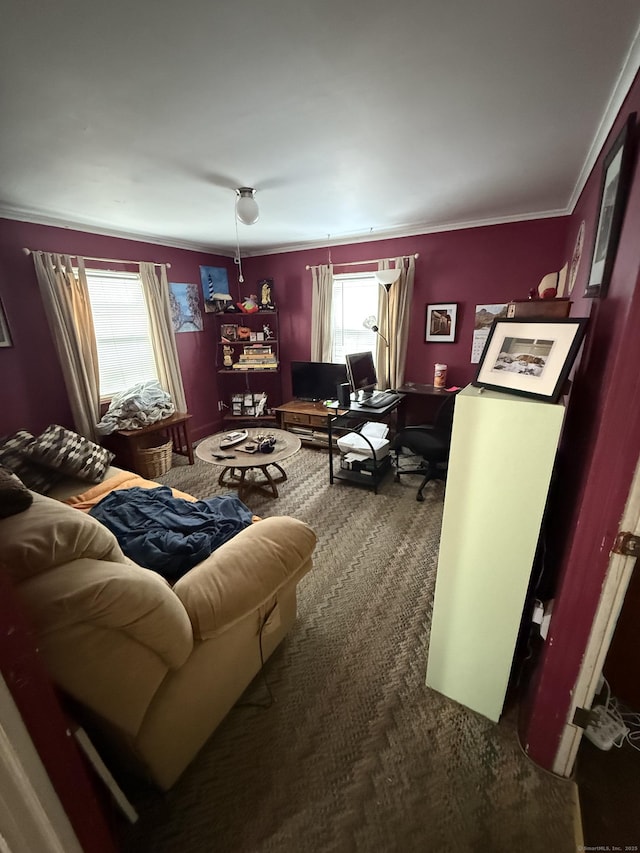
116;412;194;474
326;395;404;493
396;383;455;429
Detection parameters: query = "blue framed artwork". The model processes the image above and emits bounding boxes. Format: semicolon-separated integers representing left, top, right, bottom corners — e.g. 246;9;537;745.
169;282;203;333
199;265;230;313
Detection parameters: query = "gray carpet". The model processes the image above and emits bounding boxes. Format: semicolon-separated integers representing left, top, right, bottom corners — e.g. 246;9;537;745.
117;446;576;853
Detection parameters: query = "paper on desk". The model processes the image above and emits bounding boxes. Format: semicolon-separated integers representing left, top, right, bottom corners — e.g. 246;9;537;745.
362;421;389;439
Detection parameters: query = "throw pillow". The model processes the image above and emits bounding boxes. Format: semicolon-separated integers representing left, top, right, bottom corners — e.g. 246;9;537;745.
0;467;33;518
26;425;115;483
0;430;62;494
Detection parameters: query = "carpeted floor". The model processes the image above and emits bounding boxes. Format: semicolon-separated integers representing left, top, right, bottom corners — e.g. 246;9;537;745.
116;445;577;853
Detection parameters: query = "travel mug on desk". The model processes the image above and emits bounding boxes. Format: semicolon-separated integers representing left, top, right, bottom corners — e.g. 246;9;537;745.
434;363;447;388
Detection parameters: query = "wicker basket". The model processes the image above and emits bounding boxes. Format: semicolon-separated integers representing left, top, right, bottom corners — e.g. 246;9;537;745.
135;436;173;479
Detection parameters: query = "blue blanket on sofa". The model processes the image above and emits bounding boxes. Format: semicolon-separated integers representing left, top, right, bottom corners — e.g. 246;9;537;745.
89;486;253;582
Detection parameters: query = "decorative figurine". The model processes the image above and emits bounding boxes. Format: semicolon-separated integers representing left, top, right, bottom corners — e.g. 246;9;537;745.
254;392;268;418
236;294;259;313
258;278;275;310
263;323;274;340
223;345;233;367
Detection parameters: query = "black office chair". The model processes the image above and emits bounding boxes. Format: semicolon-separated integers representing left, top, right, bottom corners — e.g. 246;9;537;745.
392;390;460;501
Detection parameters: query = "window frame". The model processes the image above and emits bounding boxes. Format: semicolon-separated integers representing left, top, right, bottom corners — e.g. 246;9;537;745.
331;271;380;365
84;267;159;401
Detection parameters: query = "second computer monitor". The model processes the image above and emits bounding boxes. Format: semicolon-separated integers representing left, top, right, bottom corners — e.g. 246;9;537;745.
345;351;377;399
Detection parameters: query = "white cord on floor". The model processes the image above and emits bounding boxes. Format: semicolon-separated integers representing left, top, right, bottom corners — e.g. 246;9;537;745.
600;677;640;752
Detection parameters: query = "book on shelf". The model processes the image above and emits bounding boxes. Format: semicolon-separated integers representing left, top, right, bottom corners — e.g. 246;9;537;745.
243;345;272;355
289;425;314;436
232;363;278;370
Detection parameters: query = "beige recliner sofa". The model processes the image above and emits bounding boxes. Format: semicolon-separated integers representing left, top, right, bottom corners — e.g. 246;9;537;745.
0;477;316;790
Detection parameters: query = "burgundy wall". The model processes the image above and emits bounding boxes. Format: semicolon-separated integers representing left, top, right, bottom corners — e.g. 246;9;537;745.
520;73;640;767
0;216;568;441
0;219;235;441
242;218;568;400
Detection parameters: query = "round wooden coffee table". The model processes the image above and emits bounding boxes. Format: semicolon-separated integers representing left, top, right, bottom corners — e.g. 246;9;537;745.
196;427;301;499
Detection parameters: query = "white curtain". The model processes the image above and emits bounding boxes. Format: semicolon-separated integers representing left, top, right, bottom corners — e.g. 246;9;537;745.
139;262;187;412
378;256;415;389
32;253;101;441
310;263;334;362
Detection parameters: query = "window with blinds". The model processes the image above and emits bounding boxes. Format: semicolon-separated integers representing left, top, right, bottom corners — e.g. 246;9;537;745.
85;269;158;398
331;273;379;363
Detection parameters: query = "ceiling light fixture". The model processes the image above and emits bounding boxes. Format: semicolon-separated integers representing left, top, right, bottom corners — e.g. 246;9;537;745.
235;187;259;225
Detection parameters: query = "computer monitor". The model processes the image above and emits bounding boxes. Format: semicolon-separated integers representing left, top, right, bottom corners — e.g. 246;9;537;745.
291;361;348;402
345;351;377;399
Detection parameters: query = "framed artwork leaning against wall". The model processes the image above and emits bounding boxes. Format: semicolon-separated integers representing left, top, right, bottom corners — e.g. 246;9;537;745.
473;318;588;403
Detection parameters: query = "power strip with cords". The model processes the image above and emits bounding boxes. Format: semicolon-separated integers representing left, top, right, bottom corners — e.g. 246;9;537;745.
584;704;630;751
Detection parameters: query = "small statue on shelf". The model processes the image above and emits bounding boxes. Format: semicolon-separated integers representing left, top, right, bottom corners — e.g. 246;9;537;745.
223;345;233;367
254;392;268;418
258;278;275;310
263;323;274;340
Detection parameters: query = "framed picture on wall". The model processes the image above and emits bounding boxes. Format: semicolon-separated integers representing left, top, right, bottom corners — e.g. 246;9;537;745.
426;303;458;342
584;113;636;298
0;300;12;347
473;318;588;403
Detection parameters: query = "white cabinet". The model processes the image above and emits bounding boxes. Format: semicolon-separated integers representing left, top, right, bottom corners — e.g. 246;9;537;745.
425;385;565;722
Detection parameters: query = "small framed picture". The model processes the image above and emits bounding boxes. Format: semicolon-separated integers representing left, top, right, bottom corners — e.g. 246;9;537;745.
232;403;242;416
250;331;257;342
245;406;255;416
426;303;458;342
256;331;264;342
220;323;237;342
243;393;254;407
0;300;12;348
473;318;588;403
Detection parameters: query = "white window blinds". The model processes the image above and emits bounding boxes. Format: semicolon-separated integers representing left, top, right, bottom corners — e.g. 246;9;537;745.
85;269;158;398
331;273;379;363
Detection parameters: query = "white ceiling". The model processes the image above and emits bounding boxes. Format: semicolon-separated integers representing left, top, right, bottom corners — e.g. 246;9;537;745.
1;1;639;257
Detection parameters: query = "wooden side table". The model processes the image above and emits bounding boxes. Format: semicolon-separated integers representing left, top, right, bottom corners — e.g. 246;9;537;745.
116;412;194;474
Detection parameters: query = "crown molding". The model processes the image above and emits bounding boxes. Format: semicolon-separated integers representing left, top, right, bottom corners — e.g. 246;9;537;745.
2;203;570;260
239;208;570;257
567;22;640;212
0;206;235;258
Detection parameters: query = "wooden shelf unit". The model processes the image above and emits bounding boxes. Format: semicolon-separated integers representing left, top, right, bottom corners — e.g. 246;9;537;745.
214;311;281;422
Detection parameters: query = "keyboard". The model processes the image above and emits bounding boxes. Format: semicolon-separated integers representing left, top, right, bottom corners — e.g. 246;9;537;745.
358;391;400;409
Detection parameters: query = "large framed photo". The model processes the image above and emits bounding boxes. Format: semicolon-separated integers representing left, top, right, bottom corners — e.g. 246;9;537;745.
473;318;588;403
0;300;12;347
425;303;457;342
584;113;636;298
